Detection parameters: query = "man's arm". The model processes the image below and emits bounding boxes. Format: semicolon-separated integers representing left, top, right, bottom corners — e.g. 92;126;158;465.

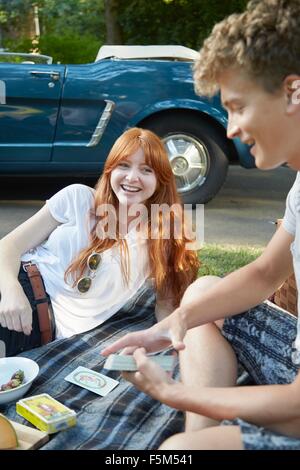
167;380;300;429
102;225;294;355
128;349;300;438
180;224;294;329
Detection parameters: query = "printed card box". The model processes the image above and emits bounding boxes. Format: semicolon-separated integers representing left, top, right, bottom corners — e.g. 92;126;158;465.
16;393;77;433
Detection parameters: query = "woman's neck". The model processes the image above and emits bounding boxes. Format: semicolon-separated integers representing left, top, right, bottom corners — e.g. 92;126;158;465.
118;203;148;238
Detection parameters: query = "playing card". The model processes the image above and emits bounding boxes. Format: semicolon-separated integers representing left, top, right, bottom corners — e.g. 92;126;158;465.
103;354;175;371
64;366;119;396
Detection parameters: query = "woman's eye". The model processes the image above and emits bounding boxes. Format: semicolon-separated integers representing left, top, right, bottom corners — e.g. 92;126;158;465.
118;162;129;168
142;167;153;173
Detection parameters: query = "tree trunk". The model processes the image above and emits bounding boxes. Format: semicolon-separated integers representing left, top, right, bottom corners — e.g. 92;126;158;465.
104;0;123;44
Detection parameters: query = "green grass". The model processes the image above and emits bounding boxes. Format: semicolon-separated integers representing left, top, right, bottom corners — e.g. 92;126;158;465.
198;244;263;278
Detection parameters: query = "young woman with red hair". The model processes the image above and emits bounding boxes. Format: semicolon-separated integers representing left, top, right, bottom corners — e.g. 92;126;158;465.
0;127;199;356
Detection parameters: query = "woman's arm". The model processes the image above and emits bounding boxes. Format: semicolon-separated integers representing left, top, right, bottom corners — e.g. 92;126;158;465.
0;205;60;334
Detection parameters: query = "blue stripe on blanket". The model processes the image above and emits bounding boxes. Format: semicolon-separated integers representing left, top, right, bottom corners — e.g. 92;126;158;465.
1;284;183;449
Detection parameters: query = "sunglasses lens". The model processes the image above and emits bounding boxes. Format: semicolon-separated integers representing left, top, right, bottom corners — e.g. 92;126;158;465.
77;277;92;293
88;253;101;271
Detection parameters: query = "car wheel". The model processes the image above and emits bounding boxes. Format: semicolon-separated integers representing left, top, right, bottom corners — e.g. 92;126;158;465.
144;113;229;204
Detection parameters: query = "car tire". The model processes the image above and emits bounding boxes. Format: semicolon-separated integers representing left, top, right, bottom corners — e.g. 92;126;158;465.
143;113;229;204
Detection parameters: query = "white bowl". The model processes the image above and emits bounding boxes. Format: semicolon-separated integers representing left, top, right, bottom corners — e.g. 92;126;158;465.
0;357;39;405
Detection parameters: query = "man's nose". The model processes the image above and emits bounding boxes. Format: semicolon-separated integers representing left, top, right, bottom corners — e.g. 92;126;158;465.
227;117;240;139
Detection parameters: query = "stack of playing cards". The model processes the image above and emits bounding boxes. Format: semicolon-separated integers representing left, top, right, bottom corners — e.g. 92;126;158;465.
103;354;175;371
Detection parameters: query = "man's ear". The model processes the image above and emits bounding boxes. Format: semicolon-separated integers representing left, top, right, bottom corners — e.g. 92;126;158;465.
283;75;300;114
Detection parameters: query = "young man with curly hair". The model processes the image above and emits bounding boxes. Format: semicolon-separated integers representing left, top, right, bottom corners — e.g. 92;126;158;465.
102;0;300;450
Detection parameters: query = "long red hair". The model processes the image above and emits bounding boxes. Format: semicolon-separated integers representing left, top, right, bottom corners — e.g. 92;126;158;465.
65;127;200;306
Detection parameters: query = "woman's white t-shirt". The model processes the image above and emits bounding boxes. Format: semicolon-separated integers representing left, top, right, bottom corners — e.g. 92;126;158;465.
21;184;150;339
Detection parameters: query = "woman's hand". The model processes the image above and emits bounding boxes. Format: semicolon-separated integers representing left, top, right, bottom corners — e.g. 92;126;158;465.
101;306;187;356
0;283;32;335
122;348;178;404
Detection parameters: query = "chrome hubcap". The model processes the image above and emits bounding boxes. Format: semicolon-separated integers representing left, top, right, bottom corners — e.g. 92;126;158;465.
163;134;209;193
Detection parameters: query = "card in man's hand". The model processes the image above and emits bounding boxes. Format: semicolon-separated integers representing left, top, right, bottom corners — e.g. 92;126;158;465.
103;354;176;371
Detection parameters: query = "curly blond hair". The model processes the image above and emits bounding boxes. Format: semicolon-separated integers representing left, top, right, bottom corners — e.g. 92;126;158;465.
194;0;300;97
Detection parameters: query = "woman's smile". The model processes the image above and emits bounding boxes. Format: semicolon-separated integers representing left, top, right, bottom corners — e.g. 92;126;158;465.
110;147;157;207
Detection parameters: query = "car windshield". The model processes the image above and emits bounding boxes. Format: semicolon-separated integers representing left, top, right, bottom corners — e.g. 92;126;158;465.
0;52;53;64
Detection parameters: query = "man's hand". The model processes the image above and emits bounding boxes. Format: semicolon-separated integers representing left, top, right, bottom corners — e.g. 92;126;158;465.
122;348;177;404
101;307;187;356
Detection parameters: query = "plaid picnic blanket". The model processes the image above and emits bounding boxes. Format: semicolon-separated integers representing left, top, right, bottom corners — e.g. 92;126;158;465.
1;284;183;450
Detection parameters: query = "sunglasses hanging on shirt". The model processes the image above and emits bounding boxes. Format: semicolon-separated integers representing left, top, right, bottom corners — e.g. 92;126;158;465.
76;252;102;294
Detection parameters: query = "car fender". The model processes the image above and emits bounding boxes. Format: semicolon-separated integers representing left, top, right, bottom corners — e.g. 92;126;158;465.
127;98;255;168
127;98;226;128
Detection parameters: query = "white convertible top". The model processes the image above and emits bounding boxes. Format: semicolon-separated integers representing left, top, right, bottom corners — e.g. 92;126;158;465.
95;45;199;62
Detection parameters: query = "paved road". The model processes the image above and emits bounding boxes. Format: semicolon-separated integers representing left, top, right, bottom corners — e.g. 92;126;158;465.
205;165;295;246
0;165;296;246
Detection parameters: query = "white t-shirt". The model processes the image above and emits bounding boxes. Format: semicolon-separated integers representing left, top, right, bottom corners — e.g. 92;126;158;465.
21;184;150;339
282;172;300;354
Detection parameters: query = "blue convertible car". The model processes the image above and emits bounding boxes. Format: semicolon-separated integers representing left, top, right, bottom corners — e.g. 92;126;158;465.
0;45;254;203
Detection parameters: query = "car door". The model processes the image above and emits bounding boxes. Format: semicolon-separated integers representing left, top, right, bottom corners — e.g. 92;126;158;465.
0;63;65;163
51;61;122;173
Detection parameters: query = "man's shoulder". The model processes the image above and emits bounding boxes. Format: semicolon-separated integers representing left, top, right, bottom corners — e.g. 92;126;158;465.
295;171;300;184
285;171;300;203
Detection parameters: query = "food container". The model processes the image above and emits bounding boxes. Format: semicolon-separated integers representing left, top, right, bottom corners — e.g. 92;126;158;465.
16;393;77;433
0;357;39;405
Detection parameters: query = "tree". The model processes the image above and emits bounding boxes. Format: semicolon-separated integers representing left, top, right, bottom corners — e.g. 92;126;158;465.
0;0;249;62
117;0;247;50
104;0;123;44
0;0;35;41
1;0;105;63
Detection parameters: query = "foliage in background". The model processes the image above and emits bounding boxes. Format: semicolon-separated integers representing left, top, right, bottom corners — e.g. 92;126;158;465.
198;244;263;278
38;34;100;64
118;0;247;50
0;0;104;63
38;0;105;37
0;0;248;63
0;0;33;43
